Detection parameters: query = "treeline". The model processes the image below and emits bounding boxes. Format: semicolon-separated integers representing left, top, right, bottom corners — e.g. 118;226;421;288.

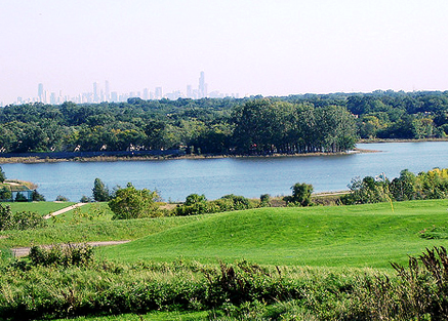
343;168;448;205
1;90;448;155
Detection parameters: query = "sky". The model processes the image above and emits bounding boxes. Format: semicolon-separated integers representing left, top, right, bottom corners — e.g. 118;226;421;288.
1;0;448;104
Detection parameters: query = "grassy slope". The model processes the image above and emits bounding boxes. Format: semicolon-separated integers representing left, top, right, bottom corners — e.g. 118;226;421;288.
51;202;114;224
0;215;209;248
99;200;448;269
7;201;76;216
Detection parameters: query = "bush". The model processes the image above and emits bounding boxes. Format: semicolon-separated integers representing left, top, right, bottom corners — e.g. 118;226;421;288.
220;194;253;210
31;189;46;202
15;193;28;202
29;243;94;267
108;183;161;219
80;195;92;203
0;205;47;231
0;186;11;201
55;195;70;202
260;194;271;207
12;211;47;230
284;182;314;206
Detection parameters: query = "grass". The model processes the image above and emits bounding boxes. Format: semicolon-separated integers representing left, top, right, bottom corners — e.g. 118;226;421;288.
98;199;448;269
6;201;76;216
54;311;209;320
50;202;114;224
0;214;209;248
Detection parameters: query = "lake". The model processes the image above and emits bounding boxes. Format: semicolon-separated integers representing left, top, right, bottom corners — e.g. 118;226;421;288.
2;142;448;202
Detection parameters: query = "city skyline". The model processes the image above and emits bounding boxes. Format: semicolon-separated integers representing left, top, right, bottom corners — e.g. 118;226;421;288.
10;71;240;106
1;1;448;106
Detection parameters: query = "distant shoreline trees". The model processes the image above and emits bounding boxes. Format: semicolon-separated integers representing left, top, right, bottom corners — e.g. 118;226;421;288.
1;91;448;155
342;168;448;205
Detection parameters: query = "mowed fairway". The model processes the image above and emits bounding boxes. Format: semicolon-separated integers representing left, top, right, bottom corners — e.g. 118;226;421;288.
99;200;448;269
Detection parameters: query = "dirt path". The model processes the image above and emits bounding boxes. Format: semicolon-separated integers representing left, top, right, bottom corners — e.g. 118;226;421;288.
313;191;351;197
11;240;130;258
43;202;87;219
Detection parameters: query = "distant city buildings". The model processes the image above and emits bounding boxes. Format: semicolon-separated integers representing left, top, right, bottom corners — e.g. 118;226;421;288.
4;72;239;106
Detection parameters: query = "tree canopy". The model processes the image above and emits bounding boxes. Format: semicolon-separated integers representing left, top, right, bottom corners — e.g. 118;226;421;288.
1;91;448;155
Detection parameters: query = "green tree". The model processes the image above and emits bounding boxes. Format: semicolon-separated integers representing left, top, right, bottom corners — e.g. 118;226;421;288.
92;178;110;202
343;175;391;204
288;182;314;206
185;193;207;206
0;204;12;231
108;183;160;219
15;193;28;202
31;190;46;202
0;186;11;201
0;166;6;183
390;169;417;201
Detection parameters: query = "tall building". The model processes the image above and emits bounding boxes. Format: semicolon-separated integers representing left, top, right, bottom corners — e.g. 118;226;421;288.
198;71;206;98
38;83;44;102
186;85;192;98
93;82;99;102
105;80;110;101
155;87;163;99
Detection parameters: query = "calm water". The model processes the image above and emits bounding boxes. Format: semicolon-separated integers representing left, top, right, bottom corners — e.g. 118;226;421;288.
2;142;448;202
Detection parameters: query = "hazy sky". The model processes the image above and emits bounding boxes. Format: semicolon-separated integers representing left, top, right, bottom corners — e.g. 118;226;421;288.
1;0;448;104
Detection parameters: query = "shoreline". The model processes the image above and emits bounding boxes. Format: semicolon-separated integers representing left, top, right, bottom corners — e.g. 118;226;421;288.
359;137;448;143
0;148;379;164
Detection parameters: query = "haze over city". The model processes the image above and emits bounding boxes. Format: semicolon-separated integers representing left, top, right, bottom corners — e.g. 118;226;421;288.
1;0;448;105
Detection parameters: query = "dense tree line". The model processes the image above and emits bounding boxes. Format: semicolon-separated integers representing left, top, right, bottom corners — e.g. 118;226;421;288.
342;168;448;205
2;91;448;155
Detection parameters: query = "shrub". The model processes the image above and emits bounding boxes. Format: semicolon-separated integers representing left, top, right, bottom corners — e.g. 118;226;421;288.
55;195;70;202
0;186;11;201
260;194;271;207
31;189;46;202
220;194;253;210
0;204;12;231
80;195;92;203
11;211;47;230
108;183;161;219
284;182;314;206
15;192;28;202
29;243;94;267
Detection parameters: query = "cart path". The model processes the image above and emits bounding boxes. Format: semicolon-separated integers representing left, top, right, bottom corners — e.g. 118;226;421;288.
11;240;131;258
43;202;88;219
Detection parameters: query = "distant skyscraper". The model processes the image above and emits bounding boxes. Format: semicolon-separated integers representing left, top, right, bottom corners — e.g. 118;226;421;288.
143;88;149;100
50;92;56;105
105;81;110;101
38;83;44;102
93;82;99;102
155;87;163;99
111;92;118;102
187;85;192;98
198;71;206;98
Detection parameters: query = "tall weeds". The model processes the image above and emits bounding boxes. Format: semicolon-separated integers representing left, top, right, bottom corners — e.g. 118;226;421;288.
1;247;448;320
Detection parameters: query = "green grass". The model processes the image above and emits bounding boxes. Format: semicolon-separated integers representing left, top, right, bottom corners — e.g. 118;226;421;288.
54;311;209;321
0;214;209;248
98;200;448;269
6;201;76;216
51;202;114;224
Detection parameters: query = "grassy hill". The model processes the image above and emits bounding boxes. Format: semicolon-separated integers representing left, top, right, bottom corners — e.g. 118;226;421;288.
99;199;448;269
8;201;76;216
